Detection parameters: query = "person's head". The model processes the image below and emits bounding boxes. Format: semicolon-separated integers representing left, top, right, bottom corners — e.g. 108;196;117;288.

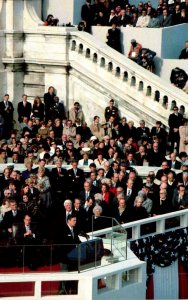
34;96;42;106
93;205;102;217
38;167;45;177
4;94;9;101
170;152;176;161
0;149;6;159
84;181;91;191
167;171;174;181
119;198;126;208
134;196;143;207
74;198;81;210
10;200;17;211
3;167;10;178
98;168;104;178
161;161;169;169
26;161;33;170
127;179;133;189
48;86;54;94
64;199;72;212
178;184;185;195
161;175;168;183
67;214;77;227
90;171;97;181
131;39;137;47
159;188;167;199
4;188;11;198
185;41;188;49
22;94;27;102
22;194;29;203
74;102;80;110
66;120;72;127
112;172;119;183
162;8;168;16
24;214;31;226
71;160;78;169
153;142;159;151
111;22;117;30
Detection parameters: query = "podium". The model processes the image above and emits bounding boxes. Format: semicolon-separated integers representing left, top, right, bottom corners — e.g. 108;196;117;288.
67;237;104;271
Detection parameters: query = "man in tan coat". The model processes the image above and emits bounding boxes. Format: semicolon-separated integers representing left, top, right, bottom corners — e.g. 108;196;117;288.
63;120;76;142
69;102;84;125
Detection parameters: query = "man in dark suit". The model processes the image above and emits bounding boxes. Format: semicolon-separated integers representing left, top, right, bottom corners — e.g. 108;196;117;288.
172;185;188;211
167;152;182;169
67;160;85;199
179;41;188;59
151;121;167;153
15;214;41;269
168;106;183;153
72;198;86;231
159;9;172;27
117;9;131;27
136;120;150;144
106;23;122;53
50;159;67;203
124;179;137;207
147;142;165;167
79;180;96;204
0;94;14;139
2;200;23;240
17;94;32;123
81;0;94;33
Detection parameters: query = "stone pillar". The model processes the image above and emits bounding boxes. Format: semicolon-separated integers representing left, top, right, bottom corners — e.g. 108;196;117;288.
42;0;85;25
2;0;25;120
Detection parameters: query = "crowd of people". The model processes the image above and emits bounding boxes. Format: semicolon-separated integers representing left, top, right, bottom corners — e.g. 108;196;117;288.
80;0;188;32
0;87;187;270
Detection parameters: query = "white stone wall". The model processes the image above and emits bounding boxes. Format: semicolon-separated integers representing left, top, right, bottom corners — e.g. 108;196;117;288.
42;0;85;25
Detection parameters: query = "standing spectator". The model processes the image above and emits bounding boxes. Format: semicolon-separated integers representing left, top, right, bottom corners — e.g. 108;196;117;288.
136;120;150;145
44;86;55;122
179;41;188;59
0;94;14;139
179;119;188;154
81;0;93;33
50;96;65;121
168;106;183;153
69;102;84;125
17;94;32;123
106;22;122;53
67;160;85;199
172;4;182;25
32;96;44;121
104;99;119;122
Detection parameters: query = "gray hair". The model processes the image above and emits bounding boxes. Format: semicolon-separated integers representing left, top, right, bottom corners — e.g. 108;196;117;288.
93;205;103;214
64;199;72;207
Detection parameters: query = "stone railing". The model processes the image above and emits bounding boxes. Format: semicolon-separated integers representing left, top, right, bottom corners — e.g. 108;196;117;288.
69;30;188;125
91;208;188;241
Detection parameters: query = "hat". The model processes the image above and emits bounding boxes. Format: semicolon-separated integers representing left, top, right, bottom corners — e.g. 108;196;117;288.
90;136;97;141
131;39;136;43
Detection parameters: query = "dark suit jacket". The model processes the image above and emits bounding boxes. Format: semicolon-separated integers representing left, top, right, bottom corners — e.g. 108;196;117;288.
179;48;188;59
17;101;32;122
50;167;67;192
0;101;14;122
167;160;181;170
67;168;85;193
2;210;23;230
15;222;40;245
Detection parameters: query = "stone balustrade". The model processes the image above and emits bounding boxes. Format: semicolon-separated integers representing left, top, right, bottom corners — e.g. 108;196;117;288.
69;30;188;124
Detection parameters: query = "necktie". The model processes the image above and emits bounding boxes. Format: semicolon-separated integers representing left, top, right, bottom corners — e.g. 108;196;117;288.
127;189;131;196
13;210;17;217
58;168;61;175
71;228;74;239
74;169;77;176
